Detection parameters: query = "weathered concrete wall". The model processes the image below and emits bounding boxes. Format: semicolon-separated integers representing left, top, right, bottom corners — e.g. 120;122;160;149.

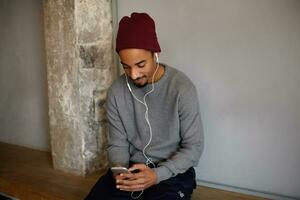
43;0;115;175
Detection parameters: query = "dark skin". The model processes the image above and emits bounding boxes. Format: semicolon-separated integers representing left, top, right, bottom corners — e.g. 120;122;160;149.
114;48;165;192
119;48;164;88
114;164;156;192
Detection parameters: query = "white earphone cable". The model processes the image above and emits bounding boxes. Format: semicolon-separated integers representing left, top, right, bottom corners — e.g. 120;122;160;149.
125;54;160;199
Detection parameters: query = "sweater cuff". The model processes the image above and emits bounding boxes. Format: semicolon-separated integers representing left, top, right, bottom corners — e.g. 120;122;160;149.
153;166;174;184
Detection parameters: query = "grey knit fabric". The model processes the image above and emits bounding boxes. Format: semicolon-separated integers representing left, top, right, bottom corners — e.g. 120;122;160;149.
106;64;204;183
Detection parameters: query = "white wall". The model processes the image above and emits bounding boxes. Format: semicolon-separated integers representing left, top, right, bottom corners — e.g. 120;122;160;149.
0;0;49;151
117;0;300;199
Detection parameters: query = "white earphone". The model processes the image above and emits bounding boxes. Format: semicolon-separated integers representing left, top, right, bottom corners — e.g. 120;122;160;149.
126;53;159;93
125;53;160;199
124;53;160;164
155;52;159;63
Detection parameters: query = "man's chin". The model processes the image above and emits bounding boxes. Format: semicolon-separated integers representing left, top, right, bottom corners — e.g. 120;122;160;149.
134;82;147;88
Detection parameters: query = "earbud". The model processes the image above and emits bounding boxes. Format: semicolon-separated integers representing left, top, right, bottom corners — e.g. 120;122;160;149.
155;53;159;63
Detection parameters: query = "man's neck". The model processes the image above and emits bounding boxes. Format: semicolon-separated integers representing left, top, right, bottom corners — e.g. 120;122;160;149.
151;64;165;83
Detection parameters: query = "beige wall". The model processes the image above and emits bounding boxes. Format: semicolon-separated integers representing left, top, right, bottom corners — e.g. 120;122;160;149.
0;0;50;151
117;0;300;199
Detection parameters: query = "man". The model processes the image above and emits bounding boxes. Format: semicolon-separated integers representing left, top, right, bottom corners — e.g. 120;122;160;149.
85;12;204;200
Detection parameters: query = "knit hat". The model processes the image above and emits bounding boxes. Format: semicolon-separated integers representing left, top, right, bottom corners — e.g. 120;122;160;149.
116;12;161;53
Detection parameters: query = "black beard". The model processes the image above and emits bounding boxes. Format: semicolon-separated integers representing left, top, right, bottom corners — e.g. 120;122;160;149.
132;76;147;88
134;82;148;88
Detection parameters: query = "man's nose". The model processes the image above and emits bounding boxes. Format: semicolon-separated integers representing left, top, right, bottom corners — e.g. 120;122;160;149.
129;68;140;80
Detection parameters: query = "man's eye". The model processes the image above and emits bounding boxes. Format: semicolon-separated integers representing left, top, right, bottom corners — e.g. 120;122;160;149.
137;64;145;68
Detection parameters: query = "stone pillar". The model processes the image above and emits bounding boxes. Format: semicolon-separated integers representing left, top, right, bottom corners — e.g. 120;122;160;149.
43;0;115;175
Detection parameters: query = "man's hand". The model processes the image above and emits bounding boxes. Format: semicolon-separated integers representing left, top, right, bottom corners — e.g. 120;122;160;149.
115;163;157;192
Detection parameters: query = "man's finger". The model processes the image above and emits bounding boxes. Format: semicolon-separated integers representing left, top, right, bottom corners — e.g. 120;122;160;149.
115;173;133;180
117;177;146;186
118;170;146;180
129;163;147;171
118;184;145;191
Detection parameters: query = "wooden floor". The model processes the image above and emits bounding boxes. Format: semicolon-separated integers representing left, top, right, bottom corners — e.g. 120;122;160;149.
0;142;269;200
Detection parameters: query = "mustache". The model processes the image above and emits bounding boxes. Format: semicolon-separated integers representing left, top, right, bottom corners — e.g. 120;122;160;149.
132;76;146;81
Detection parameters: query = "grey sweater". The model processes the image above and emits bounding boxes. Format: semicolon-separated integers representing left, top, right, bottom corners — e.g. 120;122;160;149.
106;64;204;183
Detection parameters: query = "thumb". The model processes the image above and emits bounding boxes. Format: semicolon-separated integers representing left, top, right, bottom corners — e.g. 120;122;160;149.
129;163;147;172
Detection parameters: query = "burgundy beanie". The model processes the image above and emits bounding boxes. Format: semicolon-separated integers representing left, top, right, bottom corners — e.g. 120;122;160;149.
116;12;161;53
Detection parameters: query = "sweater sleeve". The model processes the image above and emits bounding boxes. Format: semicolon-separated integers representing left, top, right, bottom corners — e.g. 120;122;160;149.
106;88;130;168
153;85;204;183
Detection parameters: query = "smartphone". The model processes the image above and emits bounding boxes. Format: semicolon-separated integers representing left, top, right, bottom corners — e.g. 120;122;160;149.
111;166;130;176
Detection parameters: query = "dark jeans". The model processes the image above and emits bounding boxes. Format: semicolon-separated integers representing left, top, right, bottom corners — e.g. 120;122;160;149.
85;167;196;200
